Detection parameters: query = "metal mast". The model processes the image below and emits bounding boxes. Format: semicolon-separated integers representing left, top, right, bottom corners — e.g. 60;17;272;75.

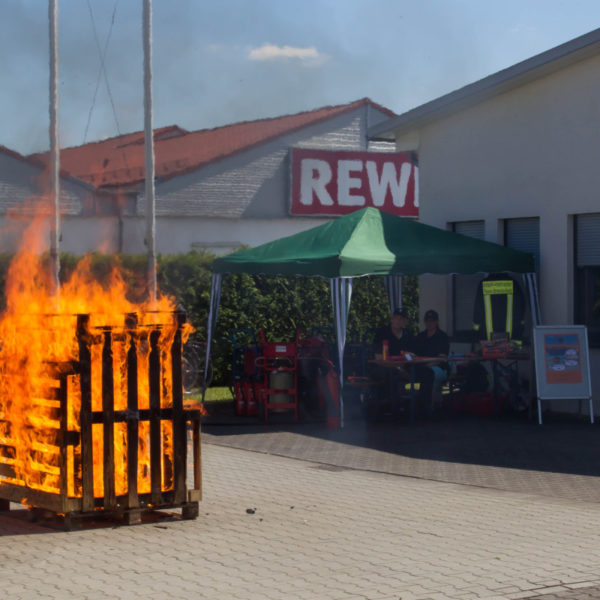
143;0;157;303
49;0;60;297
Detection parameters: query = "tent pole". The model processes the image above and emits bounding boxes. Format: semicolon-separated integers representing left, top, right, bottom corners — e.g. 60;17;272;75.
202;273;222;402
384;274;402;312
330;277;353;429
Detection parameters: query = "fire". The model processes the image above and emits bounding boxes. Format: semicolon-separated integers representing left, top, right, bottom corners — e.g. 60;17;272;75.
0;206;191;500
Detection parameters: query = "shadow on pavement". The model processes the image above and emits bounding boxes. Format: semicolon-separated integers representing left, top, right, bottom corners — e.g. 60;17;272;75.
202;406;600;478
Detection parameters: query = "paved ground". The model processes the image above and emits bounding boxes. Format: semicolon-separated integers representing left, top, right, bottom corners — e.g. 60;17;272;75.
1;410;600;599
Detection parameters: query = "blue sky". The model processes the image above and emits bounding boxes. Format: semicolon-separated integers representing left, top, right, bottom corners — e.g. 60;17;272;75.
2;0;600;155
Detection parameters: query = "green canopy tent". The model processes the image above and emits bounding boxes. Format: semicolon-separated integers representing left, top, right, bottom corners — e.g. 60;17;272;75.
204;207;539;424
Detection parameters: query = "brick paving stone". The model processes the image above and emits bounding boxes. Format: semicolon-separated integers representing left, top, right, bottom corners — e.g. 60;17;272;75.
519;585;600;599
0;421;600;599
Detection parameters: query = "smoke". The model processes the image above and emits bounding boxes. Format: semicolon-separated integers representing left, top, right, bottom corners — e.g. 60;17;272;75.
1;0;598;156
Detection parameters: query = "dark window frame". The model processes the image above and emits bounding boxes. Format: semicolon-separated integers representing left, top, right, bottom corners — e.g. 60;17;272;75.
574;215;600;347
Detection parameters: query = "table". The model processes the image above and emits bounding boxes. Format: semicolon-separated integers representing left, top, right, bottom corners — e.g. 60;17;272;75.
447;352;531;417
370;352;531;423
369;357;446;424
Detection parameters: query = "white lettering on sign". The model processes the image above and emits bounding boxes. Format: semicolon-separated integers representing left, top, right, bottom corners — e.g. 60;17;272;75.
337;160;365;206
300;159;334;206
291;149;418;216
366;161;412;208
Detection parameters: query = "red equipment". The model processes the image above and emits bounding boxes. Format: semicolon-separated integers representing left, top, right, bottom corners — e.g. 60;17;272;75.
255;330;298;422
231;330;262;417
297;333;341;429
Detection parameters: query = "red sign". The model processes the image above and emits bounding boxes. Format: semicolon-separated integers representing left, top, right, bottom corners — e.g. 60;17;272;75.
290;148;418;217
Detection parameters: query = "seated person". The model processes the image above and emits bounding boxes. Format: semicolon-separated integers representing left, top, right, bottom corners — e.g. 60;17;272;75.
412;309;450;416
369;308;415;412
373;307;414;358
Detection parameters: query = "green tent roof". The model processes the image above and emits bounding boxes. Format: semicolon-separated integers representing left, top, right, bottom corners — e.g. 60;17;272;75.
212;207;535;277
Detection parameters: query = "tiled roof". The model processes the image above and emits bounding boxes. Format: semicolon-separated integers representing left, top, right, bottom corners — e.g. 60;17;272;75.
30;99;395;188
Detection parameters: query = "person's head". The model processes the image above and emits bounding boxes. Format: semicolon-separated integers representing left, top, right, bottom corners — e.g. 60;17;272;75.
424;309;439;333
391;308;409;332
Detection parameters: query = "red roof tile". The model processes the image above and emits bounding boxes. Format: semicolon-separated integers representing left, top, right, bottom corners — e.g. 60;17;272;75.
29;99;395;188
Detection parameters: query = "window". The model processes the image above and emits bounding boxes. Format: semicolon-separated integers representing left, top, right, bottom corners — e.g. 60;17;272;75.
575;214;600;346
451;221;485;340
504;218;540;272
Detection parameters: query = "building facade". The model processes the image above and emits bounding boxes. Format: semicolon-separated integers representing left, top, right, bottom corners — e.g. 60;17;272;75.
370;28;600;414
25;99;396;256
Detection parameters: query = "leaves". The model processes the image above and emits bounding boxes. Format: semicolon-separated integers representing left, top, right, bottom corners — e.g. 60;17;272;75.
0;251;419;386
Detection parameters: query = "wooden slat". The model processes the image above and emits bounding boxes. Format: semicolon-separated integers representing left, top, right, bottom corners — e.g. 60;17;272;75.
126;316;139;511
91;407;173;424
58;375;68;509
77;315;94;512
149;329;162;505
171;312;186;504
0;443;15;459
0;481;82;513
0;463;15;478
193;419;202;500
102;329;116;510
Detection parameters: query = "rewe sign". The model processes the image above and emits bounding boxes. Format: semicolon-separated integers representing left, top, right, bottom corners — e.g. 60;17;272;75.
290;148;418;217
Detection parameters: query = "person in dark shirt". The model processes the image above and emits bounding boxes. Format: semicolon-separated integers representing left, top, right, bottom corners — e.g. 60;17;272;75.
373;307;414;358
413;309;450;416
368;308;414;418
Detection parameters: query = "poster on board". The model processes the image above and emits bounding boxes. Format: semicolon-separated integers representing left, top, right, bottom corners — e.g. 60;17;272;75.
533;325;593;424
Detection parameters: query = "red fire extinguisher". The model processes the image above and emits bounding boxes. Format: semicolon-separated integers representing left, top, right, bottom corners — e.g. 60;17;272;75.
234;381;245;416
242;382;256;416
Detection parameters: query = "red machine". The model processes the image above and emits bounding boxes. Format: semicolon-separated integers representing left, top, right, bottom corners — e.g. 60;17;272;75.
231;329;262;417
255;330;298;422
297;332;340;429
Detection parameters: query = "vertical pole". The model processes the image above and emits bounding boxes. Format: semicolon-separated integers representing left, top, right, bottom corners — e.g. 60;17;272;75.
49;0;60;298
143;0;157;303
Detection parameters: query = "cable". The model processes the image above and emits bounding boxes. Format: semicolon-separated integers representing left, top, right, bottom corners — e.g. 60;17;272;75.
83;0;121;143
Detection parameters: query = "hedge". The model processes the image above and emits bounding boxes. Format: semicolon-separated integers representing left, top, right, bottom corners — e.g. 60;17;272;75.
0;251;418;385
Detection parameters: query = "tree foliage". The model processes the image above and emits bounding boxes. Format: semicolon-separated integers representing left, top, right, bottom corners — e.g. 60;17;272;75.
0;250;418;385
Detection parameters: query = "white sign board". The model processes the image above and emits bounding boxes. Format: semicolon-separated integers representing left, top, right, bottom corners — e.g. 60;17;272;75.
533;325;593;424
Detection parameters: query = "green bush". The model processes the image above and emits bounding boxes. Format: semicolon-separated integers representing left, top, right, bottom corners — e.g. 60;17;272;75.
0;250;418;386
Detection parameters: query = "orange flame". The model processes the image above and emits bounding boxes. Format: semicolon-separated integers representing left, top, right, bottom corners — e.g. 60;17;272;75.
0;204;191;500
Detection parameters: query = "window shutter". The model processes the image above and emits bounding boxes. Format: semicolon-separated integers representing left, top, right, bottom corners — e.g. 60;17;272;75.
576;214;600;266
505;218;540;271
453;221;485;240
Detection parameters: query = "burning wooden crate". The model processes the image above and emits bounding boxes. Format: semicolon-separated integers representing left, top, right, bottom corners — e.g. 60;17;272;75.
0;310;201;528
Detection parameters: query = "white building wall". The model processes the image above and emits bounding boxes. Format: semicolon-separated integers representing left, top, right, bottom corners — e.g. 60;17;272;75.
140;106;395;253
121;216;327;256
61;216;121;254
393;52;600;414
